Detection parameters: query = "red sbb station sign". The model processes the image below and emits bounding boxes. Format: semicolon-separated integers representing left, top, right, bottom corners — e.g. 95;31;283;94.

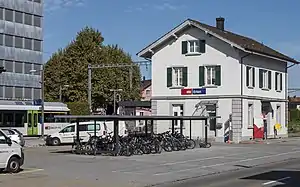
181;88;206;95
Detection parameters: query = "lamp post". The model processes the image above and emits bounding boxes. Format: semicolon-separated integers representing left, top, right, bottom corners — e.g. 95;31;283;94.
109;89;122;115
30;67;45;139
59;85;70;102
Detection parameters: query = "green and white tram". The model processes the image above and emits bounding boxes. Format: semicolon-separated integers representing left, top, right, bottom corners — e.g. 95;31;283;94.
0;100;70;136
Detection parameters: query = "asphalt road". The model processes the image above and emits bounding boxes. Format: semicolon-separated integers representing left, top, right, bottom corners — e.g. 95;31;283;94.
157;157;300;187
1;138;300;187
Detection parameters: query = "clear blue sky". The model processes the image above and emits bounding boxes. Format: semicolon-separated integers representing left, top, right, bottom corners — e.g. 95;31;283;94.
43;0;300;90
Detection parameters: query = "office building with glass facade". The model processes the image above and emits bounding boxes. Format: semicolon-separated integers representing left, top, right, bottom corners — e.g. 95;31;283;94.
0;0;43;100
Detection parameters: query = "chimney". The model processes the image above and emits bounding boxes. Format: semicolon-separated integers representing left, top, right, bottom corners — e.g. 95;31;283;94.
216;17;225;31
143;76;145;81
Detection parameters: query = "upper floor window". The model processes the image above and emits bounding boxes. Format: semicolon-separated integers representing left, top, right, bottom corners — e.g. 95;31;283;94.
4;9;13;22
15;11;23;24
259;69;271;90
275;72;283;92
182;39;205;55
167;67;188;88
199;65;221;87
146;90;150;97
246;66;255;88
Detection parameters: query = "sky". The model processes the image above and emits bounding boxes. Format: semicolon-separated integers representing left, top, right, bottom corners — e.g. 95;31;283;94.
43;0;300;92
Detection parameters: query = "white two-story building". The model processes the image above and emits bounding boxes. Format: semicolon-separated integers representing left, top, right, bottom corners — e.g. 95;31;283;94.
137;17;299;143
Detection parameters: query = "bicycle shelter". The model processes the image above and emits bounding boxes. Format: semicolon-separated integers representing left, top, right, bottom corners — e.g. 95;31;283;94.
54;115;221;155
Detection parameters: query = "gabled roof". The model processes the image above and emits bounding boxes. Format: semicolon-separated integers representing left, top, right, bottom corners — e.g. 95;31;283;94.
140;79;151;90
137;18;299;64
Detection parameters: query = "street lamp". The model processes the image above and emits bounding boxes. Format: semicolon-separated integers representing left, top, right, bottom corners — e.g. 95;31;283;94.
59;85;70;102
30;67;45;138
109;89;122;115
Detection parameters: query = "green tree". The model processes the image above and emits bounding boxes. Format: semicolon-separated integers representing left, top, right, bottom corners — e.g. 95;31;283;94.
44;27;141;111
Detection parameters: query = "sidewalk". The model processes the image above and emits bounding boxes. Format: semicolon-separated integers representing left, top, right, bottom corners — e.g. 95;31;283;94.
24;137;46;147
238;136;300;144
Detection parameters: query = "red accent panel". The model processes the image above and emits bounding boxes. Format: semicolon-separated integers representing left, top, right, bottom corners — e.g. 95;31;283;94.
253;124;264;139
181;88;192;95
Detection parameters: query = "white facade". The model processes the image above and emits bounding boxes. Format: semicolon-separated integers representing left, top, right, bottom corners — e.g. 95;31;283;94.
138;19;294;143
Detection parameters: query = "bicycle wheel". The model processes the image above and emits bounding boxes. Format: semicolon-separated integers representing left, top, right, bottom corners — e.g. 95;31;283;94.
186;139;196;149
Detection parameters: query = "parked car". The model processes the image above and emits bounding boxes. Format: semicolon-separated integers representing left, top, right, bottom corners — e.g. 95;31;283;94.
0;129;24;173
1;129;25;147
45;120;128;146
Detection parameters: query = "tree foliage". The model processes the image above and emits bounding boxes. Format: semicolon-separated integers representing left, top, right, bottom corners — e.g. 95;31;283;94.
67;102;90;115
44;27;141;111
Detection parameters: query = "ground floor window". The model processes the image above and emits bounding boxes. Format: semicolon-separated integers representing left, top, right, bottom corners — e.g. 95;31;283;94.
172;104;183;128
276;105;281;125
248;103;254;128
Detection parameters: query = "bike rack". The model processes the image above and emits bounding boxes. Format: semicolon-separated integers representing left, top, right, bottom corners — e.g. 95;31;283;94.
54;115;221;155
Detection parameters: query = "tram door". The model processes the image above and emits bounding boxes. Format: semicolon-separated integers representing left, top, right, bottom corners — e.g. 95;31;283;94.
27;110;39;136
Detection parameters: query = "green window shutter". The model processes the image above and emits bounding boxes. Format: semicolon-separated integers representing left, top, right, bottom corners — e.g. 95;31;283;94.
199;66;205;86
182;67;188;87
199;39;206;53
280;73;283;91
259;69;263;88
268;71;272;89
215;65;221;86
167;68;172;87
246;66;250;87
182;41;187;54
275;72;278;90
252;67;255;87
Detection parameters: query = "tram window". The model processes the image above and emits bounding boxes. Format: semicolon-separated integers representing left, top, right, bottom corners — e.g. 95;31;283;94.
15;112;25;127
44;113;54;123
28;113;32;127
3;113;14;127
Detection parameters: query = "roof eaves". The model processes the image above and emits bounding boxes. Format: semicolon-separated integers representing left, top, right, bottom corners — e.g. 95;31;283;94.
136;19;192;58
244;48;300;64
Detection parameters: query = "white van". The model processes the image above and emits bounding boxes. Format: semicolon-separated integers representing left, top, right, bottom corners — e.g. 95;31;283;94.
45;120;128;146
0;129;24;173
104;120;128;137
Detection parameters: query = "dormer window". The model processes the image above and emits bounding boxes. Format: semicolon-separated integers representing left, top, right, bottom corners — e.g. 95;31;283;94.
182;39;206;55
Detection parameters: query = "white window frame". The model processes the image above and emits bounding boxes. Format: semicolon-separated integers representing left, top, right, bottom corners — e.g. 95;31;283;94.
262;69;269;89
172;67;183;87
248;104;254;128
204;66;216;86
247;66;254;88
187;40;199;54
172;104;184;128
145;90;150;96
276;72;282;91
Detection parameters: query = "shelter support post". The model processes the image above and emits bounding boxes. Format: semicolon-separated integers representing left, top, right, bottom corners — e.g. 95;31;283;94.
113;119;119;156
171;120;175;134
145;120;148;136
189;120;192;140
76;119;80;142
180;119;183;135
205;119;208;145
93;120;97;156
113;120;119;143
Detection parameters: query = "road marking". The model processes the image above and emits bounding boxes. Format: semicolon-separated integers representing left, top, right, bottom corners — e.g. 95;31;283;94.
153;150;300;176
161;151;261;166
111;151;261;174
262;176;291;185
